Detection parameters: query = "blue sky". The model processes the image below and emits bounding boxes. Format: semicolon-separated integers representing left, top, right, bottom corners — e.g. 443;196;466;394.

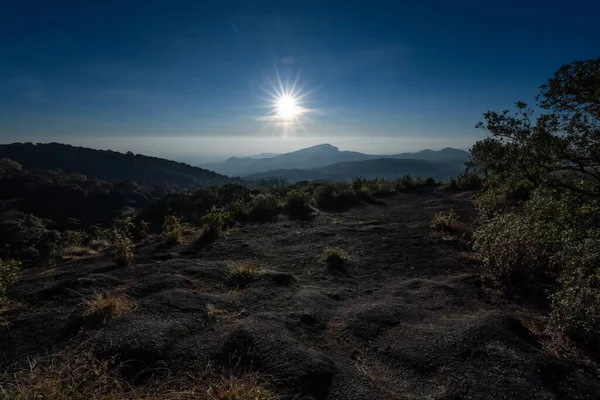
1;0;599;160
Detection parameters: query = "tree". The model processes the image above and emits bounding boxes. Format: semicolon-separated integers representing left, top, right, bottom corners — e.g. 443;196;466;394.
469;57;600;197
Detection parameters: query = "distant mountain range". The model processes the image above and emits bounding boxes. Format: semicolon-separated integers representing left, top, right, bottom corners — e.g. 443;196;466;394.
201;144;469;180
0;142;240;188
246;157;465;183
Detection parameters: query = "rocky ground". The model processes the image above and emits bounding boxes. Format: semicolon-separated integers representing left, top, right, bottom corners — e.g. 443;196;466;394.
2;188;600;399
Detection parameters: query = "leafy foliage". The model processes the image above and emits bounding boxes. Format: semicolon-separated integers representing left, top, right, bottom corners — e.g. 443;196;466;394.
469;57;600;354
430;209;459;233
162;215;183;245
284;189;313;221
248;194;281;222
112;233;134;266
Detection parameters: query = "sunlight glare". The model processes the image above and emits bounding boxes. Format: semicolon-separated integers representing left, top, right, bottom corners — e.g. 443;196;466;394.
277;95;299;118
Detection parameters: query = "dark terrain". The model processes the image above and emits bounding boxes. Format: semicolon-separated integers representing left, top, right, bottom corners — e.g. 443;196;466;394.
0;143;238;188
2;189;599;399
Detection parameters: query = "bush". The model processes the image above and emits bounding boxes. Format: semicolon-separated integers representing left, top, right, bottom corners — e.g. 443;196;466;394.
199;207;229;242
321;247;349;270
430;209;459;232
0;259;20;305
455;171;483;190
548;232;600;356
285;189;313;220
313;183;362;211
162;215;183;245
398;175;414;189
438;178;458;191
248;194;281;222
373;179;395;196
472;212;559;288
112;233;134;266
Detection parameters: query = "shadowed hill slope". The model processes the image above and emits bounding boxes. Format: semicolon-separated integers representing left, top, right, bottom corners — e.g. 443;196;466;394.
0;142;239;188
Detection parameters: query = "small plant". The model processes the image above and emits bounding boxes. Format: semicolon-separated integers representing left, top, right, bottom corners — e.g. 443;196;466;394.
138;220;151;239
322;247;349;269
199;207;229;242
0;259;20;305
162;215;183;245
207;373;280;400
112;233;134;266
82;291;135;324
430;209;459;232
228;261;261;288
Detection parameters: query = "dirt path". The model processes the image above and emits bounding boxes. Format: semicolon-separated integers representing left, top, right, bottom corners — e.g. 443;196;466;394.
2;189;599;399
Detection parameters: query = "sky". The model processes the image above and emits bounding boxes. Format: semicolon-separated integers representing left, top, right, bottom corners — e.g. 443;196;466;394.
1;0;599;162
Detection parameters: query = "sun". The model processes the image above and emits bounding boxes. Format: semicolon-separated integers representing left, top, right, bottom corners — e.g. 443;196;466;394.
276;95;299;118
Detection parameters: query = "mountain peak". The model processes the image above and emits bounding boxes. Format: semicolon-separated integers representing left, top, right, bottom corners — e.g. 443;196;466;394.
294;143;339;154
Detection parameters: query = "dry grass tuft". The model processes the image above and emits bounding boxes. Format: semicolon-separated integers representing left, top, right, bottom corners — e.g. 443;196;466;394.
206;373;280;400
60;245;99;258
82;291;136;324
228;261;261;288
206;303;226;321
321;247;349;269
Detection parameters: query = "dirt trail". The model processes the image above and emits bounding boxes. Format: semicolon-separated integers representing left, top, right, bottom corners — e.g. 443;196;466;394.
2;189;599;399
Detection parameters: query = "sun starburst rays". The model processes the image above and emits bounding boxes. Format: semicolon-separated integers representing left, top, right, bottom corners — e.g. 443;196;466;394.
257;66;314;136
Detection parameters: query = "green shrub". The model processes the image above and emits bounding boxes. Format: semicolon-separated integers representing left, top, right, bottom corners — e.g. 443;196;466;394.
248;194;281;222
373;179;395;196
351;177;366;193
430;209;459;232
455;171;483;190
198;207;229;242
285;189;313;220
112;233;134;266
472;212;559;288
162;215;183;245
321;247;349;270
398;175;414;189
313;183;362;211
438;178;458;191
548;232;600;356
0;259;20;305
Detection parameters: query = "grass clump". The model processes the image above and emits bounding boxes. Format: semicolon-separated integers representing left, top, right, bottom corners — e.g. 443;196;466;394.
228;261;261;288
207;373;280;400
112;232;134;266
430;209;459;232
0;259;20;305
82;291;135;324
162;215;183;245
321;247;349;270
0;351;127;400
